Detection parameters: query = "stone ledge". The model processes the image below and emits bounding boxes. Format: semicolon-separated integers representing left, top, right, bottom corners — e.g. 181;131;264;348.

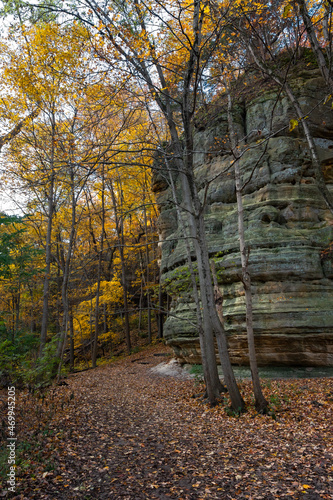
167;334;333;367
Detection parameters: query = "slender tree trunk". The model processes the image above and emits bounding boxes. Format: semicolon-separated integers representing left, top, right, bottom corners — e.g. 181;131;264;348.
0;107;40;152
157;283;164;339
175;92;245;409
57;167;77;359
163;152;228;404
190;208;245;410
92;246;102;367
56;240;63;334
227;91;268;413
322;2;333;60
150;213;158;335
92;165;105;368
109;179;131;353
143;201;152;343
285;82;333;213
103;303;107;335
138;266;143;332
90;303;94;360
28;285;35;334
39;171;55;356
250;46;333;215
14;284;20;336
119;231;131;353
89;0;241;405
69;311;74;372
296;0;333;91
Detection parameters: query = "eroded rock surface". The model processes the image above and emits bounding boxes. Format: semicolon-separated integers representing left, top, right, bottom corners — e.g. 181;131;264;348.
154;71;333;366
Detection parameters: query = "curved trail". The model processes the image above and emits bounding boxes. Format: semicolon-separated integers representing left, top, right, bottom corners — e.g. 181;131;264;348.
17;345;333;499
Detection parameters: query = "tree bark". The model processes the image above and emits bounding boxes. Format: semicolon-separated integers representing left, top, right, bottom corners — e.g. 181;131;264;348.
226;91;268;413
109;177;131;353
164;152;226;403
248;45;333;215
63;0;241;407
157;283;164;339
0;107;40;152
143;200;152;344
39;170;55;356
296;0;333;91
69;311;74;372
56;166;77;359
92;165;105;368
190;207;245;410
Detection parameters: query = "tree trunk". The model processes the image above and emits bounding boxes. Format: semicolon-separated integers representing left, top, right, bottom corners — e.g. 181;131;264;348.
190;208;245;410
0;107;40;152
109;178;131;353
69;311;74;372
92;165;105;368
226;91;268;413
57;166;77;359
92;247;102;368
69;0;240;405
157;284;164;339
163;152;228;404
296;0;333;91
143;201;152;343
248;45;333;215
14;284;20;336
39;170;55;356
138;266;143;332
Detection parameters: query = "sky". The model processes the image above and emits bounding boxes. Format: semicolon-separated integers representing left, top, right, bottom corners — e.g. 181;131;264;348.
0;13;23;215
0;187;24;215
0;145;26;215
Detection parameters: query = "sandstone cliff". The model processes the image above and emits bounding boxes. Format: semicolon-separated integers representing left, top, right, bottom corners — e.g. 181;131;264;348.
153;69;333;367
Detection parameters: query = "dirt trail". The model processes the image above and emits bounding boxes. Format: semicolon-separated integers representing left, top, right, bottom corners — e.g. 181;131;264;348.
7;344;333;499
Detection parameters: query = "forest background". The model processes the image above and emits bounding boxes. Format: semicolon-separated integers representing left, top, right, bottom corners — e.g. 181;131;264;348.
0;0;332;407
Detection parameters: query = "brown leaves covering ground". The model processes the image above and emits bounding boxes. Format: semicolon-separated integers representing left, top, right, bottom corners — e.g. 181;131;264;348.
1;344;333;499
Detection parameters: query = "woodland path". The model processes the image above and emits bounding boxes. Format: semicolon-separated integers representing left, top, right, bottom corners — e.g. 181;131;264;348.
5;344;333;499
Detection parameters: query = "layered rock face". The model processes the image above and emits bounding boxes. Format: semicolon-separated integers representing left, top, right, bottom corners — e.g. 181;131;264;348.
154;70;333;367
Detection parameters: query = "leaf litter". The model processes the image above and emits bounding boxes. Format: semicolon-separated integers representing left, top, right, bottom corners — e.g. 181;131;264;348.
0;343;332;499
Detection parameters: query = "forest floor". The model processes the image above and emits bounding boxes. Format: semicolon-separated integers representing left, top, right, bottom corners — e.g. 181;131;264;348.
0;342;333;499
